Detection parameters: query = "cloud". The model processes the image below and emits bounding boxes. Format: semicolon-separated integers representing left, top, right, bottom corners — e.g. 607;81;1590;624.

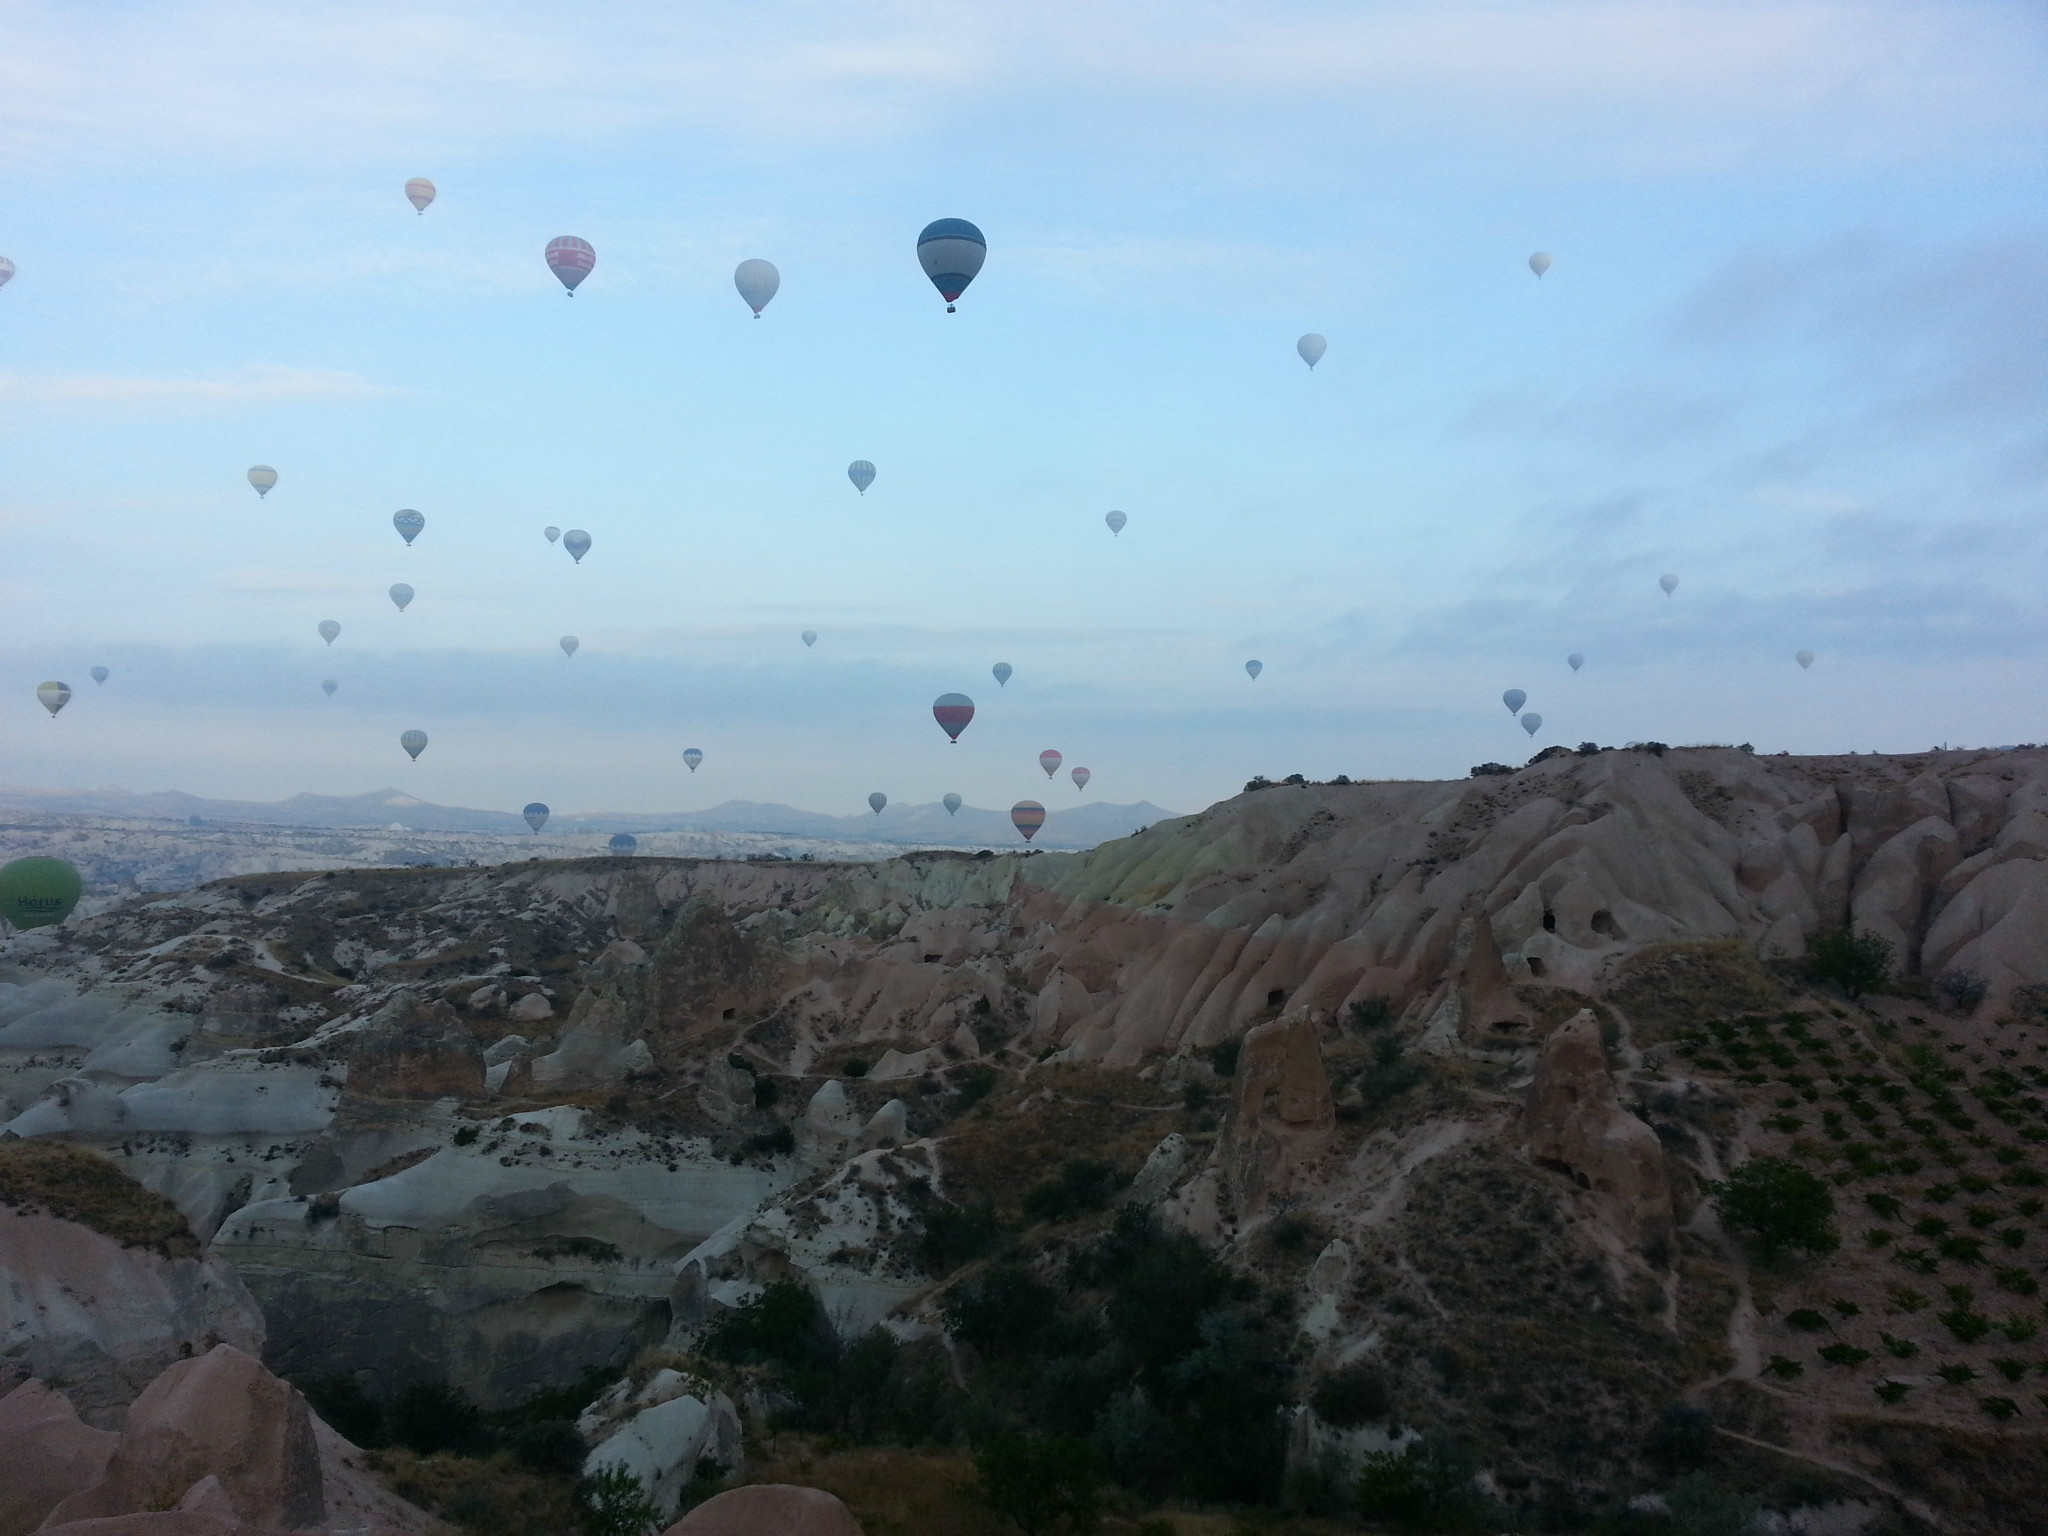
0;365;390;408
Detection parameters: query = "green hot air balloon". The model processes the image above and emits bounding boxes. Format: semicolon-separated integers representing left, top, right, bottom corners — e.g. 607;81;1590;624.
0;856;83;930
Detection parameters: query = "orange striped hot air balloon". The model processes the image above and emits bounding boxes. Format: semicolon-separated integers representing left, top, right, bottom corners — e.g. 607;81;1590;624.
933;693;974;742
1011;801;1046;842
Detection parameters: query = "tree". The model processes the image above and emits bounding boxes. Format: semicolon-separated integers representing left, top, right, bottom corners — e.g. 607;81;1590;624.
1806;926;1893;999
581;1465;659;1536
973;1434;1104;1536
1706;1156;1838;1257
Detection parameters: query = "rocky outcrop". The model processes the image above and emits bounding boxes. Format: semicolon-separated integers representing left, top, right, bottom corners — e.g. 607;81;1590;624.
665;1485;863;1536
0;1379;116;1536
1522;1010;1671;1251
579;1369;743;1523
1221;1013;1334;1220
344;991;484;1100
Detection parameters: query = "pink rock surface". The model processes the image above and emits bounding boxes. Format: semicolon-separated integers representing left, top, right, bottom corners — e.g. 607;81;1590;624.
664;1485;863;1536
1524;1010;1671;1248
0;1379;116;1536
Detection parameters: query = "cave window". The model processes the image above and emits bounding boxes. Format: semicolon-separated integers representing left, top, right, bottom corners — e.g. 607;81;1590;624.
1526;956;1547;978
722;1008;736;1021
1541;909;1556;932
1267;988;1286;1008
1590;911;1619;938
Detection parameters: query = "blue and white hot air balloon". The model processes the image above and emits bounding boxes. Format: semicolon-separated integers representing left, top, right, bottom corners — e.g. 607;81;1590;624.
847;461;876;495
393;509;425;546
916;218;985;312
683;748;703;772
993;662;1012;687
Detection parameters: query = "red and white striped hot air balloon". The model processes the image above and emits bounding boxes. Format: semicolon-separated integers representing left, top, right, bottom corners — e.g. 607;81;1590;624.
932;693;974;742
405;178;436;214
1011;801;1046;842
545;237;596;295
1038;749;1062;778
1070;767;1091;792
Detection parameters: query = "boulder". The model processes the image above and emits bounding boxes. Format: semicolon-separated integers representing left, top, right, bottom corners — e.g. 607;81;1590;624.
0;1379;116;1536
531;988;647;1090
664;1484;863;1536
1523;1011;1671;1251
581;1374;743;1522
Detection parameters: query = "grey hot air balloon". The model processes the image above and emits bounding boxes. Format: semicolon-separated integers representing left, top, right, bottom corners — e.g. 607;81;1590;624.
248;466;278;498
400;729;428;760
1660;573;1679;595
801;630;817;648
389;583;415;612
848;461;876;495
544;526;561;543
1796;650;1815;670
89;667;108;685
734;258;780;316
916;218;985;312
868;792;887;815
524;802;549;832
559;636;579;657
405;178;436;214
1567;654;1584;672
318;620;340;645
683;748;703;772
320;679;337;697
608;832;637;855
1105;510;1127;536
0;256;13;289
393;509;425;546
943;792;962;816
1297;333;1327;369
993;662;1012;687
563;530;591;563
1521;712;1542;737
1245;660;1263;680
1528;253;1553;278
1503;689;1526;714
36;682;71;718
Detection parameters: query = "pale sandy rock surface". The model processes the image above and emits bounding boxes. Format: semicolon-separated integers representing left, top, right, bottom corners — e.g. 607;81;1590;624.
0;1379;115;1536
664;1484;863;1536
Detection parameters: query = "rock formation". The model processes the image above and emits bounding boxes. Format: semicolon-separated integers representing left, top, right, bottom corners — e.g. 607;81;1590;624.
1521;1009;1672;1251
665;1485;863;1536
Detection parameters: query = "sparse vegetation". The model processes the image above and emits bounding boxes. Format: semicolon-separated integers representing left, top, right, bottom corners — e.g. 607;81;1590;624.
0;1140;198;1258
1806;926;1895;1000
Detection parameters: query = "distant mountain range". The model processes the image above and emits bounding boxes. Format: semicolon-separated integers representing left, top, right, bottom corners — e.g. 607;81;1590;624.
0;784;1182;851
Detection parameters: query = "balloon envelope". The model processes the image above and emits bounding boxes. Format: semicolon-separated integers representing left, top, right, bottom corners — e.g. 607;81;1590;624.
36;682;71;718
1660;574;1679;595
1521;712;1542;737
400;729;428;760
1297;333;1327;369
405;178;436;213
734;258;780;315
545;236;596;294
608;832;637;855
1528;252;1553;277
563;530;591;563
524;803;549;832
1011;801;1046;842
1567;654;1584;672
320;679;337;697
1039;749;1061;777
868;792;887;815
0;857;82;930
1245;660;1262;680
943;792;962;815
544;526;561;543
993;662;1012;686
932;693;975;742
389;583;414;612
801;630;817;648
1796;649;1815;669
1503;689;1526;714
89;667;108;685
683;748;703;772
318;620;340;645
1071;766;1091;791
393;509;425;545
1105;510;1126;536
248;465;278;497
559;636;579;657
916;218;986;309
0;256;14;290
847;460;876;494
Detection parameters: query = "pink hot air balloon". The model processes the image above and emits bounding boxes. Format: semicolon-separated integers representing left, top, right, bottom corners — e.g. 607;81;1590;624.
1038;749;1062;778
1070;766;1091;792
932;693;975;743
545;236;596;295
1011;801;1046;842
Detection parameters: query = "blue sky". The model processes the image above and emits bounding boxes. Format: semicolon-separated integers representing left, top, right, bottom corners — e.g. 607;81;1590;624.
3;1;2045;819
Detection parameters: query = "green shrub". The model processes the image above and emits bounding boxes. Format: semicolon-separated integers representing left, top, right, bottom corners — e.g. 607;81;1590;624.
1353;1437;1494;1531
1021;1160;1124;1224
387;1382;485;1457
581;1464;660;1536
1807;927;1894;999
919;1201;1002;1273
1204;1039;1242;1078
699;1281;831;1371
1706;1156;1838;1257
944;1263;1060;1355
1310;1361;1391;1427
973;1433;1104;1536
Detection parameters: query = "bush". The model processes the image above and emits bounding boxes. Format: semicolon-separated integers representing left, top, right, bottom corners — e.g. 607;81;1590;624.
581;1464;660;1536
1662;1472;1760;1536
1204;1039;1241;1077
1706;1156;1838;1257
1643;1403;1714;1473
1310;1361;1390;1427
1348;996;1394;1031
973;1433;1104;1535
387;1382;486;1457
919;1201;1002;1272
1806;927;1894;999
944;1263;1060;1355
1022;1160;1124;1224
1934;970;1989;1013
698;1281;831;1371
1353;1437;1493;1531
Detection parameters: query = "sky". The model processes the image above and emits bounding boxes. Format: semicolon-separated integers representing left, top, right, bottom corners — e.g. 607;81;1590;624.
2;1;2046;822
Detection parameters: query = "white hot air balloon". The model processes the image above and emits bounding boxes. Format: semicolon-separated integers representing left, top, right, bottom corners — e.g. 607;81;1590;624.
405;178;436;214
318;620;340;645
1105;510;1127;536
320;679;337;697
1567;654;1584;672
801;630;817;648
400;729;428;760
1245;660;1263;680
563;530;591;563
683;748;703;772
734;259;780;316
1521;712;1542;737
1297;333;1327;369
560;636;579;658
248;466;278;498
1796;650;1815;670
943;792;962;816
389;583;415;612
868;792;887;815
544;526;561;543
36;682;71;718
1503;689;1526;714
89;667;109;685
1528;253;1553;278
1660;574;1679;596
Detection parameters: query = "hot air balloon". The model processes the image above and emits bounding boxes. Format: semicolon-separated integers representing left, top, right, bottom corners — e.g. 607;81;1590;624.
545;236;596;295
1011;801;1045;842
1528;253;1553;278
563;530;591;563
993;662;1012;687
320;679;337;697
848;460;876;495
943;792;962;816
1660;574;1679;595
1071;766;1091;792
933;693;975;742
801;630;817;648
1245;660;1263;680
0;857;82;930
248;466;278;498
1297;334;1327;369
683;748;703;772
544;526;561;543
524;803;549;832
405;178;436;214
36;682;71;718
609;832;637;855
734;259;780;316
89;667;108;685
1039;749;1062;777
1503;689;1526;714
916;218;985;312
1796;650;1815;670
400;729;428;760
868;792;887;815
1521;712;1542;737
0;256;14;290
560;636;579;657
318;620;341;645
1105;510;1127;536
389;583;415;612
1567;654;1584;672
393;509;425;546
